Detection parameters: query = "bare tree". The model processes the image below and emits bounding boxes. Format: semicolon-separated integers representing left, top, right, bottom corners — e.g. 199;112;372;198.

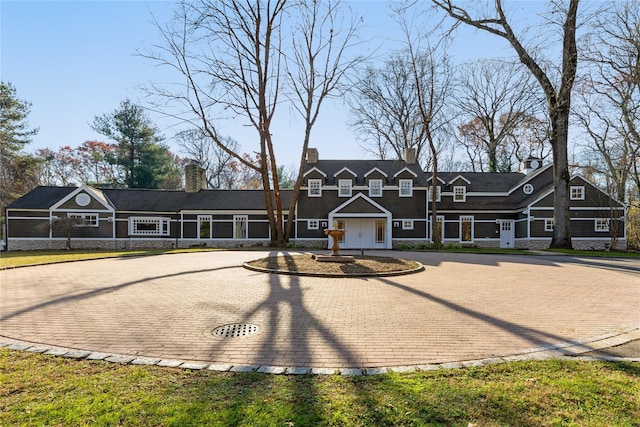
432;0;579;249
349;53;434;166
283;0;363;240
454;59;548;172
395;6;454;244
576;0;640;199
175;128;240;189
144;0;360;244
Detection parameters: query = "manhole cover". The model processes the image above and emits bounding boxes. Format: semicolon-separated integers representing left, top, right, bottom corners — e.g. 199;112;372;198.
212;323;260;338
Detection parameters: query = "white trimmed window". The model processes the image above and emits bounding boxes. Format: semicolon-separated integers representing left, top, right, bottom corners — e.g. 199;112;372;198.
68;213;98;227
545;218;554;232
198;215;212;239
428;186;441;202
234;215;248;239
453;186;466;202
308;219;319;230
399;179;413;197
308;179;322;197
369;179;383;197
460;216;473;242
595;219;609;232
338;179;352;197
129;217;170;236
402;219;414;230
570;186;585;200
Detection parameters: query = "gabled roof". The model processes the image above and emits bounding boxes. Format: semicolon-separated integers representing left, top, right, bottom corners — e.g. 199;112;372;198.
306;160;427;185
51;184;114;211
303;166;327;178
447;174;471;185
393;167;418;179
333;167;357;178
364;167;388;178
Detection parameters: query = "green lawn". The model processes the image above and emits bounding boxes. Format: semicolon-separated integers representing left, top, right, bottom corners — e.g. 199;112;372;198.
0;248;221;269
1;349;638;426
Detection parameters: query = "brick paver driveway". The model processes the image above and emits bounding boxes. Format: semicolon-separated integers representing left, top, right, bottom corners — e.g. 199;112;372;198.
1;251;639;369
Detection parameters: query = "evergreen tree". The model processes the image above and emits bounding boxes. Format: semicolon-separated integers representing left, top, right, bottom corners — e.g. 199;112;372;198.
0;82;40;227
91;99;180;188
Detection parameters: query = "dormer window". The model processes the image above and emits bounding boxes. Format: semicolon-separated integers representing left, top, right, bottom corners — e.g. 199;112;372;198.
338;179;352;197
308;179;322;197
369;179;383;197
453;186;466;202
399;179;413;197
570;186;585;200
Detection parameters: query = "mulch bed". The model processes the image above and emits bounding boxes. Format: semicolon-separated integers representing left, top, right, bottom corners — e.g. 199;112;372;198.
244;254;422;276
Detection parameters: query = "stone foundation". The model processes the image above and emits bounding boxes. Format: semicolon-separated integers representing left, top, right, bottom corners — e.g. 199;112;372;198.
6;237;627;252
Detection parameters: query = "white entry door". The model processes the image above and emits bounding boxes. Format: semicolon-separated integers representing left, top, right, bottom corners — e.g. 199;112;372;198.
343;219;373;249
499;220;515;248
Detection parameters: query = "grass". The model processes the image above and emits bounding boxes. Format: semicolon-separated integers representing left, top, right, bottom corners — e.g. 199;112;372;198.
1;349;638;426
0;247;221;269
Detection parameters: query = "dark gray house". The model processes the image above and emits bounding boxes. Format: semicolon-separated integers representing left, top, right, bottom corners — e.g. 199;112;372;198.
4;149;626;251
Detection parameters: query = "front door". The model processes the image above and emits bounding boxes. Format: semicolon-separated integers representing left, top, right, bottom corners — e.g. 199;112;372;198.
500;220;515;248
339;218;387;249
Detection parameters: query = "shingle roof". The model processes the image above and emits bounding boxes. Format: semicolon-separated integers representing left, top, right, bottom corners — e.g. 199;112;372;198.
102;188;293;212
307;160;428;185
436;172;526;192
6;186;76;209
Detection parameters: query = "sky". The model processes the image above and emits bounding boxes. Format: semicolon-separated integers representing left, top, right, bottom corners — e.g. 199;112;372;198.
1;0;537;169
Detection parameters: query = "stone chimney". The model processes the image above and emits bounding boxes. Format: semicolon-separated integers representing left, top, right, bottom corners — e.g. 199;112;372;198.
185;163;206;192
404;148;417;164
307;148;319;164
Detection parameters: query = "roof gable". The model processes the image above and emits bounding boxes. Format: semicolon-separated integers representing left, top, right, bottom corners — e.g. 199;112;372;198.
364;167;389;178
330;193;390;216
448;174;471;185
333;167;357;178
52;185;114;211
303;166;327;178
393;167;418;179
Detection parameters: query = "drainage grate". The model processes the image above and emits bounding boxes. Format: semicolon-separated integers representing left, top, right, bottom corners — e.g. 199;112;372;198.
212;323;260;338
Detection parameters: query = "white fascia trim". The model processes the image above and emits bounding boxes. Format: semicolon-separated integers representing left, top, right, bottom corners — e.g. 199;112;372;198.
303;167;327;178
507;163;553;195
435;209;524;214
529;206;626;212
51;184;115;212
6;216;50;220
570;174;626;207
328;193;391;217
180;210;268;215
447;174;471;185
333;167;357;178
426;176;445;184
364;167;389;178
392;167;418;178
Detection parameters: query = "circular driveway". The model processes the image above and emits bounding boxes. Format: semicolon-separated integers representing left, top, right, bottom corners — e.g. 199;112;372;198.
1;251;639;370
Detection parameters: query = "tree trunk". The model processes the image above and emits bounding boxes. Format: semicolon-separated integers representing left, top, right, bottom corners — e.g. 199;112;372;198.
549;107;573;249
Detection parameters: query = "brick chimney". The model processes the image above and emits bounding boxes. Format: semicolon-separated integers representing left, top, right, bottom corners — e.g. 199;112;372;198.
404;148;416;164
185;163;206;192
307;148;319;164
